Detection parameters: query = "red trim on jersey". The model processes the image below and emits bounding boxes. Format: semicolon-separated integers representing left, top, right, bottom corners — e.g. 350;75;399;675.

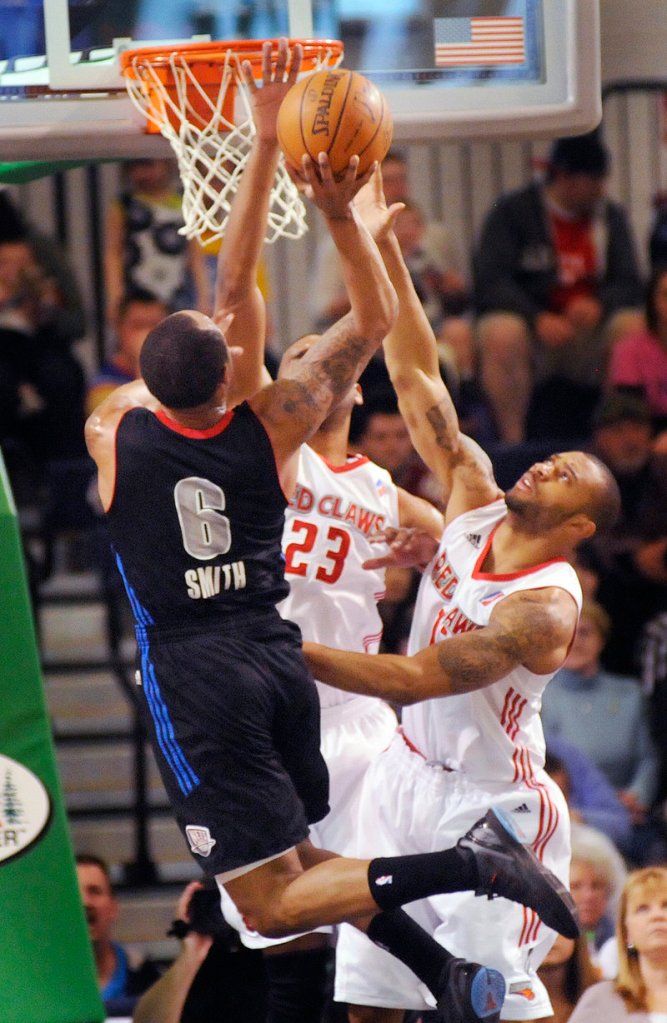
519;906;541;947
398;727;426;759
501;688;528;746
319;453;370;473
155;407;234;438
363;629;384;652
508;740;561;946
472;523;569;581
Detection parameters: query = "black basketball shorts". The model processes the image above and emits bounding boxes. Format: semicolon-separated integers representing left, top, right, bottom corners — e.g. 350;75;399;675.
136;609;330;876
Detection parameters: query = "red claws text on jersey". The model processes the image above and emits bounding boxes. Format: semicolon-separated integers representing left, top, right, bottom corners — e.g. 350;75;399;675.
290;483;386;537
429;551;480;643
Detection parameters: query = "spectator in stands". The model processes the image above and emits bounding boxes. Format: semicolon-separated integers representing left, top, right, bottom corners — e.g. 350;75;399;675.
351;385;436;501
536;932;601;1023
473;130;643;443
132;880;269;1023
104;158;210;327
310;148;470;337
587;391;667;675
607;265;667;434
639;611;667;808
545;743;633;851
568;866;667;1022
0;230;87;463
86;289;169;415
567;826;628;965
541;600;664;866
75;854;160;1017
348;386;440;658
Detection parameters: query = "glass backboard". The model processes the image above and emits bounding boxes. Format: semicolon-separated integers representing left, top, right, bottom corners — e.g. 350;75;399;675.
0;0;601;160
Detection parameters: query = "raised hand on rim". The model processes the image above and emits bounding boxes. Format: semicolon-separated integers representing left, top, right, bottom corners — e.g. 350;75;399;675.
241;37;303;141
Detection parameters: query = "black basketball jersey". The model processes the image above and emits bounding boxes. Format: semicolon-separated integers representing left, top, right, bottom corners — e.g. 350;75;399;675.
106;401;289;628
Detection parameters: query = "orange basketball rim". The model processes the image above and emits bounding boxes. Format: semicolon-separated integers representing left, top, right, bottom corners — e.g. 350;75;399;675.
118;37;344;245
119;38;344;136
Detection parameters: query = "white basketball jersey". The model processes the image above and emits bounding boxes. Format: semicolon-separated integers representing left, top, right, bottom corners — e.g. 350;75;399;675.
279;446;400;708
402;498;582;783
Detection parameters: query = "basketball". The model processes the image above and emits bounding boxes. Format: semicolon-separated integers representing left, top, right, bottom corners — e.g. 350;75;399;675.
277;68;393;180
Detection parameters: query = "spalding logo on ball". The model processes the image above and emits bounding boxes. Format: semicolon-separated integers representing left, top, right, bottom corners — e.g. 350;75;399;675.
277;68;393;180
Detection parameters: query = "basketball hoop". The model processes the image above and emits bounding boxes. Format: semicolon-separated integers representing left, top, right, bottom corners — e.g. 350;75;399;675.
119;38;344;246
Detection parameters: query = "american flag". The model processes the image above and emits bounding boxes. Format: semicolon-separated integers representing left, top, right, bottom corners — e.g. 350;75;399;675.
434;16;525;67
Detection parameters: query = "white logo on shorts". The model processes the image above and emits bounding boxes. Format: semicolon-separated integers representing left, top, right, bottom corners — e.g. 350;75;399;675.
185;825;217;857
375;874;393;886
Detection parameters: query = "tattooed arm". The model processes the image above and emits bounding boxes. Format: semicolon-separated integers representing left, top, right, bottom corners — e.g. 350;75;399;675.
303;586;578;704
355;173;501;523
250;156;398;496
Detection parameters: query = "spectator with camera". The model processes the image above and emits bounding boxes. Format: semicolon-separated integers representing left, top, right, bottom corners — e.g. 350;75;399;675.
132;881;268;1023
76;854;160;1018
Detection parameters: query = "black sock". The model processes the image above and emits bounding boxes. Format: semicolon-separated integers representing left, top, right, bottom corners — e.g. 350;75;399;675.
368;846;478;911
263;947;332;1023
367;909;455;998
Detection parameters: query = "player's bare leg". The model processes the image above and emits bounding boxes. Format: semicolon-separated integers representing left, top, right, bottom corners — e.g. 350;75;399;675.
220;811;579;1023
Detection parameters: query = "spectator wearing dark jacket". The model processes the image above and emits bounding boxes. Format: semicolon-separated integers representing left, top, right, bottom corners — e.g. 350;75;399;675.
473;131;644;443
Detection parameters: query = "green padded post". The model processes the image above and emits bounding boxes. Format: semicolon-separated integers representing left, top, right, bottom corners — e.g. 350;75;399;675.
0;450;105;1023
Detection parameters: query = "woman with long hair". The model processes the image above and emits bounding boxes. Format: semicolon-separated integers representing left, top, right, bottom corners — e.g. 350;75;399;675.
569;866;667;1020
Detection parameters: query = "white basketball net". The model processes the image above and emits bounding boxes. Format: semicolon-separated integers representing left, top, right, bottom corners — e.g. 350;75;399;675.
122;45;341;245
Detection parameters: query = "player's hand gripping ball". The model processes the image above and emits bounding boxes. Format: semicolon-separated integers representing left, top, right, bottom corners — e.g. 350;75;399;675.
277;68;393;180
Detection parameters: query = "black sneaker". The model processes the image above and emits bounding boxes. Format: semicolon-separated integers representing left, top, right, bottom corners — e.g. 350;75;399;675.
436;958;505;1022
457;807;579;939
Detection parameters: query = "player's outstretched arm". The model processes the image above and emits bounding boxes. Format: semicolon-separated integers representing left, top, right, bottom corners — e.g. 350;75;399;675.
214;37;302;405
303;586;578;705
251;156;397;493
355;173;501;522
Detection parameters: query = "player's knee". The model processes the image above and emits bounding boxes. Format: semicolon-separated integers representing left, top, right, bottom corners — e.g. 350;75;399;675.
237;901;303;939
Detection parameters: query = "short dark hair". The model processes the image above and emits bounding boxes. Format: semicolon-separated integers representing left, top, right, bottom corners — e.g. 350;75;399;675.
349;385;401;443
140;312;229;408
547;130;609;180
582;452;621;532
117;287;169;320
382;148;407;166
76;853;112;884
591;390;653;432
544;749;566;778
645;264;667;334
0;191;28;243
